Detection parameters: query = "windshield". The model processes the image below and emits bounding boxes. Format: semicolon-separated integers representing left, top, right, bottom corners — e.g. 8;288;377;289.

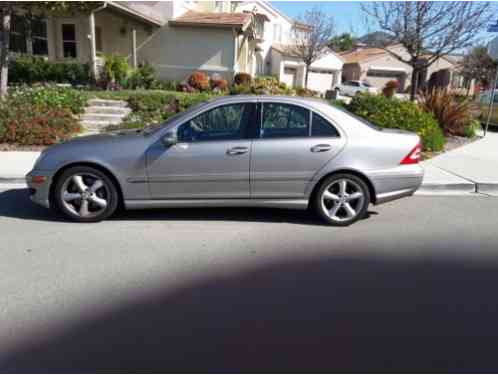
141;112;185;135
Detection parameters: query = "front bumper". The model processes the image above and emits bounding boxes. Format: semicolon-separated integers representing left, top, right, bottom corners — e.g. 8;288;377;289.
26;170;54;209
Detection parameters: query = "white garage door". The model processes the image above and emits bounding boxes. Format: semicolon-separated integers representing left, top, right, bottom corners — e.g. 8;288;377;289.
307;70;334;93
282;67;297;88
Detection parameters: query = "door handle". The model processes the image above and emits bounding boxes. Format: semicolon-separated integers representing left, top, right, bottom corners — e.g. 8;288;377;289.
226;146;249;156
310;144;332;153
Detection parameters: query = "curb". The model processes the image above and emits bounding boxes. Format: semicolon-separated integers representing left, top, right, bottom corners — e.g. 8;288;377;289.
476;183;498;195
0;177;26;184
417;182;476;194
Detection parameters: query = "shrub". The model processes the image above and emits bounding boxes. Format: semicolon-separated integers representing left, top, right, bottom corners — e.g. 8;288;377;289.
230;83;253;95
234;72;252;85
382;80;400;98
0;105;81;145
188;71;210;91
120;91;213;130
103;54;129;85
126;62;157;89
463;119;481;138
8;85;88;115
418;88;472;136
210;73;228;92
9;55;90;85
347;94;445;151
295;87;318;97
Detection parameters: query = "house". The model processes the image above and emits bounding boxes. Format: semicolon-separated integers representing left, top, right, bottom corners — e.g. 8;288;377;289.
5;1;343;93
340;44;473;95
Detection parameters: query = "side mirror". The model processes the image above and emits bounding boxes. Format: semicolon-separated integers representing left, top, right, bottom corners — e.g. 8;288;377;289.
161;131;178;147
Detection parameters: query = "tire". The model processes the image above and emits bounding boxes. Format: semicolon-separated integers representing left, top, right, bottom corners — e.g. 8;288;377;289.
313;173;370;226
54;166;119;223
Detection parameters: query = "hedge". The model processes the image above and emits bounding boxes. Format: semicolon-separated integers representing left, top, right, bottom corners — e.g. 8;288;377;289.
346;94;445;152
9;55;90;85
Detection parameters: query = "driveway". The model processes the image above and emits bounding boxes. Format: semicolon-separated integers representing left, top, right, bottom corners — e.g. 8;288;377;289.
1;186;498;371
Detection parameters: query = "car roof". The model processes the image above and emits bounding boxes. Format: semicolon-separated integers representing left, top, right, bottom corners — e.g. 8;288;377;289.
206;94;330;109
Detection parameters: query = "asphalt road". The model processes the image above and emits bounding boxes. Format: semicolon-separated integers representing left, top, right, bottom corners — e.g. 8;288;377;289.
1;186;498;372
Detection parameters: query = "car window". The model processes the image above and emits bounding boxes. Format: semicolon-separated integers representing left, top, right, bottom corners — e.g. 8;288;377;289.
311;112;340;137
261;103;310;139
352;81;360;87
177;103;250;142
362;81;372;87
343;81;353;86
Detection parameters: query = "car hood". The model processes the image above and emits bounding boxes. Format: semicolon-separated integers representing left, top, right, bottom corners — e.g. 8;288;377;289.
34;130;149;171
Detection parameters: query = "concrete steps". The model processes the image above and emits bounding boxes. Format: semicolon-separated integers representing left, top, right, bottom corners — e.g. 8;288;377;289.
80;98;131;133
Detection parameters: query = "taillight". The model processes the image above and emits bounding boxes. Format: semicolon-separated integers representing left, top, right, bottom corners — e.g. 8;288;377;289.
400;142;421;165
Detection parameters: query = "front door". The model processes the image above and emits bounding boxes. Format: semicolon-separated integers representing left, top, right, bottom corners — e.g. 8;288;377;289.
146;102;256;199
251;102;345;198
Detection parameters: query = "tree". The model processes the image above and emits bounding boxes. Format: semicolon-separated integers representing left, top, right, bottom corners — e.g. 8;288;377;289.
461;45;497;93
289;7;335;89
0;2;101;98
328;33;354;52
361;2;493;100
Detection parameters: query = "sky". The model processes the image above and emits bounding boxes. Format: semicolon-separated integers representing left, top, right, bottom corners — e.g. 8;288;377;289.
271;1;496;46
271;1;370;37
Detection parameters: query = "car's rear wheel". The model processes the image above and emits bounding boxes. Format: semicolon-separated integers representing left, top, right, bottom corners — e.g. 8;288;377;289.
313;174;370;226
54;166;119;222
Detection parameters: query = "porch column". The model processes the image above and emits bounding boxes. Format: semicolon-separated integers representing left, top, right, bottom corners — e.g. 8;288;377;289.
88;12;98;81
131;28;137;68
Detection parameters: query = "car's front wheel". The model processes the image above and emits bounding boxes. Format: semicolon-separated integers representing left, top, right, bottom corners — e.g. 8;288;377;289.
54;166;119;222
313;174;370;226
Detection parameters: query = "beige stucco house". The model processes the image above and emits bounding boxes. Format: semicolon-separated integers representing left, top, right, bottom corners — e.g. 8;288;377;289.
6;1;343;93
340;44;473;95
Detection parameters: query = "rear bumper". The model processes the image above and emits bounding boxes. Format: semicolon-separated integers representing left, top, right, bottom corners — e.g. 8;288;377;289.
26;170;53;209
367;164;424;205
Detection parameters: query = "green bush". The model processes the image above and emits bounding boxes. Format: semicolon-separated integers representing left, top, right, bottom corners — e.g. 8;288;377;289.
103;54;129;85
9;55;90;85
119;91;213;130
463;119;481;138
347;94;445;152
126;62;157;89
9;85;88;114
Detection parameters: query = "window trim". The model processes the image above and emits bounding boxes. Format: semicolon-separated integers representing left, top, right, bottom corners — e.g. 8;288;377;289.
258;102;312;140
310;111;341;138
61;23;77;59
176;102;256;144
31;18;48;56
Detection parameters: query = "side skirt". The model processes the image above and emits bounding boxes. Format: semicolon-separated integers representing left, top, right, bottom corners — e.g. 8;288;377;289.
124;198;309;210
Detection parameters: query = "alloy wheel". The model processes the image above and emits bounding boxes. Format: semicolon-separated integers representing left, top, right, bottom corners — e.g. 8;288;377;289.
60;173;110;219
320;178;365;222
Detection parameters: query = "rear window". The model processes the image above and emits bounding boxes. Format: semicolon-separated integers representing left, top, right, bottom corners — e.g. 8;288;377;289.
328;103;381;131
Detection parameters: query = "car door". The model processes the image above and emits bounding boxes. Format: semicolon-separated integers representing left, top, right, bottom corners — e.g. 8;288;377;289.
250;101;345;198
146;101;256;199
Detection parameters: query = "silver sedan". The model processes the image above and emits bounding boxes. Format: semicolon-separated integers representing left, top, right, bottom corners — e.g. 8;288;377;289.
26;95;423;226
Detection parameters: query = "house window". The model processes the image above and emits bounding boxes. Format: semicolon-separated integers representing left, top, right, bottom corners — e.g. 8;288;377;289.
273;24;282;42
62;24;77;58
31;18;48;55
9;14;27;53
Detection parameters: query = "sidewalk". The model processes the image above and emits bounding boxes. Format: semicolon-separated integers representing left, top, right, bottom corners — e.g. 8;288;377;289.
1;134;498;196
419;132;498;196
0;152;39;183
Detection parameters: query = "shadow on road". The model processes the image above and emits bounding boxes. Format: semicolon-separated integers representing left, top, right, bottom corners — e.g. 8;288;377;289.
0;188;376;225
3;252;498;372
